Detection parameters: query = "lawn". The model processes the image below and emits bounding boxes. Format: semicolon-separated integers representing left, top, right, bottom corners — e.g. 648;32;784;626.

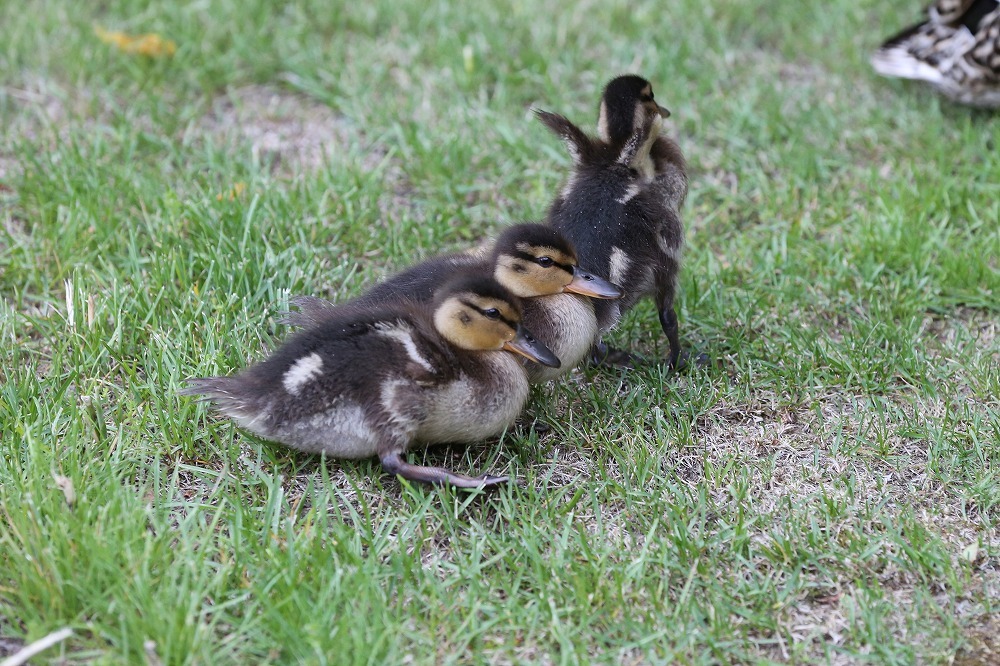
1;0;998;663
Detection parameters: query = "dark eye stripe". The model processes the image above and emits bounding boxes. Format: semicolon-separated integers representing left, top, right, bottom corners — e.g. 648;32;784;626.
552;260;575;273
459;299;518;329
512;250;576;274
497;313;517;328
485;309;517;329
539;258;575;274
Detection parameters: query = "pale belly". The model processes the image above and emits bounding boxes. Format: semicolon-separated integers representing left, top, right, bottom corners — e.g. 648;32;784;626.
237;399;382;459
524;294;598;383
415;354;529;444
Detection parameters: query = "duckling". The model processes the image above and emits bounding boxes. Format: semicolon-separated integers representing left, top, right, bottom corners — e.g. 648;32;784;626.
181;274;560;488
284;223;622;383
536;74;688;369
871;0;1000;108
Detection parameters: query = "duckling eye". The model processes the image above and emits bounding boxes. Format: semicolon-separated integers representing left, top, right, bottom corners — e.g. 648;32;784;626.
536;256;554;268
483;308;501;320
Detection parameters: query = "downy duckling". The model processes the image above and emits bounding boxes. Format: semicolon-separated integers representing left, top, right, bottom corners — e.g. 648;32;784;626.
536;74;688;369
285;223;622;383
181;274;560;488
871;0;1000;108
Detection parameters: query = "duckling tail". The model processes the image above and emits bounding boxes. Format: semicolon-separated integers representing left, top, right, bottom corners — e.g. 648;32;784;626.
180;376;252;410
277;295;338;329
180;376;274;429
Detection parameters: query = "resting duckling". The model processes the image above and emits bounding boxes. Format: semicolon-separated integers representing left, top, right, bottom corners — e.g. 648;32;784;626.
181;274;560;488
536;74;688;369
285;223;621;383
871;0;1000;108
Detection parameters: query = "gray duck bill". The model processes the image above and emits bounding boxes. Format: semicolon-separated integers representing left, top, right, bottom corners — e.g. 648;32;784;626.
565;267;623;299
503;326;561;368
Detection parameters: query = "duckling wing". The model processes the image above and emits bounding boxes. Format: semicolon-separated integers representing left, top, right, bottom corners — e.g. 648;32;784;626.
279;254;487;331
353;253;485;307
547;154;685;333
534;109;599;166
185;309;455;414
650;137;689;208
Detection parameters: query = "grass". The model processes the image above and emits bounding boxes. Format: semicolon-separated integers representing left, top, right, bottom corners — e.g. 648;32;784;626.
1;0;998;663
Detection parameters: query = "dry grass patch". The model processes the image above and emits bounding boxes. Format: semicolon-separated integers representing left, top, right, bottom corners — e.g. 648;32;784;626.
685;389;997;662
923;308;999;356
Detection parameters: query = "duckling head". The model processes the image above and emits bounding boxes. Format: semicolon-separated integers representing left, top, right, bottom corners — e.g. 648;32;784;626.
433;274;561;368
491;224;622;300
597;75;671;146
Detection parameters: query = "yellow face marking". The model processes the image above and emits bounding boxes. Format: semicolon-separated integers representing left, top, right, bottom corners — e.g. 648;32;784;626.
496;245;578;297
433;294;519;351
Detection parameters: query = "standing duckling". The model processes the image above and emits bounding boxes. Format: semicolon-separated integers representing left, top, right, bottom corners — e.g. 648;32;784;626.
285;223;621;382
536;74;689;369
182;274;560;488
871;0;1000;108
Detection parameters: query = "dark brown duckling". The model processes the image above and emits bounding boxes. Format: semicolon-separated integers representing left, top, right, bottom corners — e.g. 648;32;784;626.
181;274;559;489
536;74;688;369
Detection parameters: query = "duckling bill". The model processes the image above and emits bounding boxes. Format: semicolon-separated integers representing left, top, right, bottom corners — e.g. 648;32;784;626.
284;223;622;383
537;74;689;369
182;275;559;489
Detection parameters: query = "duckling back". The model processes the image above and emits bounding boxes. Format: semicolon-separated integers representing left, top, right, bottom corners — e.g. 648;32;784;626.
279;253;484;330
543;129;685;331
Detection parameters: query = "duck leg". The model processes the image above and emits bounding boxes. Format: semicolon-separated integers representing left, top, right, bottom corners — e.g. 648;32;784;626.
655;268;682;370
379;451;510;489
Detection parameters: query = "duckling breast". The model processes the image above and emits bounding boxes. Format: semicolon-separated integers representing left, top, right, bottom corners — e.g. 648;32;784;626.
415;352;530;444
523;294;598;383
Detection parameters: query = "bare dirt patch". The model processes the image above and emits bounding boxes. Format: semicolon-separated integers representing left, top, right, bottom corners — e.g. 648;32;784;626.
191;84;419;223
0;613;25;658
0;76;70;183
195;84;382;176
955;612;1000;666
1;77;390;181
0;156;17;184
1;75;72;139
0;635;24;659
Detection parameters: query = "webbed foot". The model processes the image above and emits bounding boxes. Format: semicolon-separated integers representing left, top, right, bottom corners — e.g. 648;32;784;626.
380;452;511;489
674;348;710;372
589;341;645;368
